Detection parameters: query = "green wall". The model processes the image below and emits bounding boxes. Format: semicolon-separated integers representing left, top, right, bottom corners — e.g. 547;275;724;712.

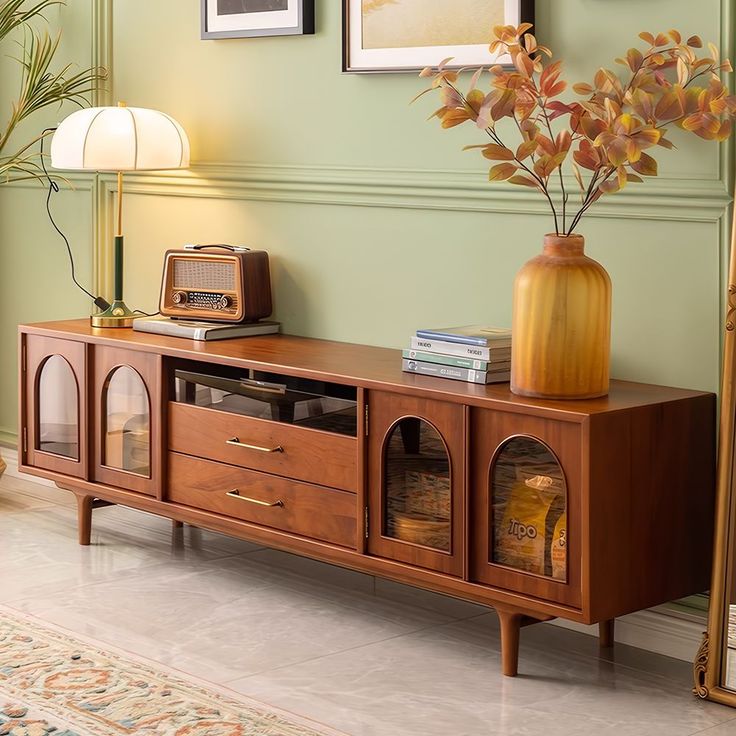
0;0;733;443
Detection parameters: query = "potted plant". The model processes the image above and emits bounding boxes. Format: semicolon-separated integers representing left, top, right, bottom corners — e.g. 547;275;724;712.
416;24;736;399
0;0;103;477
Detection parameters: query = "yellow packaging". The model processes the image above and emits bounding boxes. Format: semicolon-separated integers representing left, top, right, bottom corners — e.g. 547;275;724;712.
496;478;557;575
551;512;566;581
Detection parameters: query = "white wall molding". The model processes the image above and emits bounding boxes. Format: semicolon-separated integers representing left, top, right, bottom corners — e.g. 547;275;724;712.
96;163;732;222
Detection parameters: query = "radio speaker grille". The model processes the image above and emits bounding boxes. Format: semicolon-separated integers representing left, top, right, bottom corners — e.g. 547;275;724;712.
174;259;235;291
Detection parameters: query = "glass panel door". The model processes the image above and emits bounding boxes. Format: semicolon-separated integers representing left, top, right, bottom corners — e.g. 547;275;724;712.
102;366;151;476
36;355;79;459
383;417;451;552
491;436;567;581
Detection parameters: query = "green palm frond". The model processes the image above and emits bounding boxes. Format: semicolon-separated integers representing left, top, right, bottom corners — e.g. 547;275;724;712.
0;0;105;180
0;0;60;43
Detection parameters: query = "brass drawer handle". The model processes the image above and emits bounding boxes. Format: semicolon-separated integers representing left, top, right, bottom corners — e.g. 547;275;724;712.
226;489;284;507
226;437;284;453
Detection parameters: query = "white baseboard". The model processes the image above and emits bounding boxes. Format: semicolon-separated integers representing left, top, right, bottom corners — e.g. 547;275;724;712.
0;444;706;661
551;608;705;663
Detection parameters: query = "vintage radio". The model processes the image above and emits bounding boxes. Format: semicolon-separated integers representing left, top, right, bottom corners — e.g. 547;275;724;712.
159;245;272;323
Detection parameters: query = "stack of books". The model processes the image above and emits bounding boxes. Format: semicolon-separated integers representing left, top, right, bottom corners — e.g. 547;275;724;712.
402;325;512;385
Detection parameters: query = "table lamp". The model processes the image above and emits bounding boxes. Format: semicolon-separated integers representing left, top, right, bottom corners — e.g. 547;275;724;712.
51;102;190;327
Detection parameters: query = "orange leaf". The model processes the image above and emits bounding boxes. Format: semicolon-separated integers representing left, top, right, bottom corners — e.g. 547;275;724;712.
545;80;567;97
599;178;621;194
716;119;732;142
639;31;655;46
631;151;658;176
516;140;538;161
626;47;644;72
654;33;669;47
687;35;703;48
573;82;594;95
681;111;721;137
488;162;517;181
535;134;557;157
573;146;600;171
539;60;562;94
668;29;682;44
481;144;515;161
654;88;684;120
508;175;539;188
440;109;471;128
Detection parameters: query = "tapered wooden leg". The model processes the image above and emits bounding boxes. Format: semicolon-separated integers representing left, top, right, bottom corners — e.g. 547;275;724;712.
497;608;522;677
76;494;94;546
172;520;184;529
599;618;615;648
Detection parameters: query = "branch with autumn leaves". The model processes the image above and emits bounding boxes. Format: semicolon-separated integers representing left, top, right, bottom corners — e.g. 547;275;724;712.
415;24;736;236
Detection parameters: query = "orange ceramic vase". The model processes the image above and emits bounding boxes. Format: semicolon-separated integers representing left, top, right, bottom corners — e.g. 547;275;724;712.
511;233;611;400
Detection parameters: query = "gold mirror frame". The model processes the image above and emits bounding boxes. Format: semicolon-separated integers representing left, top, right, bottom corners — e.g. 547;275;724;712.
694;199;736;705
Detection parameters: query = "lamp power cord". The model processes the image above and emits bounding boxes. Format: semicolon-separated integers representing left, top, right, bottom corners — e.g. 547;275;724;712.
40;128;111;312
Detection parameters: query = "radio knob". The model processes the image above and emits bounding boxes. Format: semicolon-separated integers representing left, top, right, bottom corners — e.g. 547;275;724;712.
172;291;187;305
217;295;231;310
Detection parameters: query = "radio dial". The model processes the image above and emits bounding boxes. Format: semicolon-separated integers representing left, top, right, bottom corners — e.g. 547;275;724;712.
172;291;187;305
217;295;231;310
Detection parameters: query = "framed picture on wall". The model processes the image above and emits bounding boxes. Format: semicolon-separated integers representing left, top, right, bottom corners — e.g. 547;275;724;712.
201;0;315;39
343;0;535;73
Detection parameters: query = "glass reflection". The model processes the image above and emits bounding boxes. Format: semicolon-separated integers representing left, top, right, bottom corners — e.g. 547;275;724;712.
37;355;79;459
383;417;451;552
491;436;566;580
103;366;150;476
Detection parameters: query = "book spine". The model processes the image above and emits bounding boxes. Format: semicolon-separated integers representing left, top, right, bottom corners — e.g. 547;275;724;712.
415;330;490;346
409;336;494;360
403;359;487;383
403;349;489;371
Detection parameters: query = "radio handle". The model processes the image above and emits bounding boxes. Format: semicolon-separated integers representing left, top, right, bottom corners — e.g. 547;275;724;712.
183;244;250;252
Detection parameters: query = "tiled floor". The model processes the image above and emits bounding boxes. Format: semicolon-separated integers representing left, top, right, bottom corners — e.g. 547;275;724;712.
2;465;736;736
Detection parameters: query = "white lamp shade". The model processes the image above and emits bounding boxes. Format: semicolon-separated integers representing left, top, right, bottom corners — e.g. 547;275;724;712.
51;106;190;172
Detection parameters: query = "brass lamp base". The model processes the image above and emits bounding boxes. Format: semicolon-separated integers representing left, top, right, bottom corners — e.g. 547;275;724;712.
91;300;136;328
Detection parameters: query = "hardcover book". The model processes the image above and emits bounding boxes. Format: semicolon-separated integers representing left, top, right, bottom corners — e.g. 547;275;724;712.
415;325;512;347
409;336;511;361
402;349;510;372
402;359;510;385
133;316;280;341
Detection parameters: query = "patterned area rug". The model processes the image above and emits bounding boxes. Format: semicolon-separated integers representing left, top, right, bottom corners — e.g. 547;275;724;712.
0;605;344;736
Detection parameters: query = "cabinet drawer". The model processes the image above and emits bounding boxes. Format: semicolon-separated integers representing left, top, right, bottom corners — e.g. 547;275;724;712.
169;402;358;492
168;453;357;548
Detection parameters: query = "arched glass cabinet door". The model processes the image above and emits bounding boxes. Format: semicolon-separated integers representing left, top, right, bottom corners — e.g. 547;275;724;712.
102;365;151;477
93;346;160;495
367;392;464;577
36;355;79;460
22;335;87;478
383;417;451;552
490;436;567;581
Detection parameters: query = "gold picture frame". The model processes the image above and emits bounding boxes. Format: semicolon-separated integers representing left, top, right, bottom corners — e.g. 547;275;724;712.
342;0;535;74
694;195;736;707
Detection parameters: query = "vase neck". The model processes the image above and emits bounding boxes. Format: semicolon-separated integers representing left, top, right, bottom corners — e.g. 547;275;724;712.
543;233;585;257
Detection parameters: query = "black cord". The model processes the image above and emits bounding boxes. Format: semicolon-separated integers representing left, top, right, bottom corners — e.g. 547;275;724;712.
40;128;110;312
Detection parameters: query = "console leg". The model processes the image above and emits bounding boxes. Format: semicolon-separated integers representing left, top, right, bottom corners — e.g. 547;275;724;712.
76;495;94;546
497;608;522;677
599;619;615;648
172;520;184;529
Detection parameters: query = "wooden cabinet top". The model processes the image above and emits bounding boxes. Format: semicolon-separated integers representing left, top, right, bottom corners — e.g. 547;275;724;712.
20;319;713;421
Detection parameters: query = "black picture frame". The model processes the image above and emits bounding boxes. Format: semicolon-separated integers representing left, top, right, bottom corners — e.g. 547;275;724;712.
201;0;315;39
343;0;535;74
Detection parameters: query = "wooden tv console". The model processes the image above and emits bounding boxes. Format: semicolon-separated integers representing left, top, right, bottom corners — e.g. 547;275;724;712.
18;320;716;676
